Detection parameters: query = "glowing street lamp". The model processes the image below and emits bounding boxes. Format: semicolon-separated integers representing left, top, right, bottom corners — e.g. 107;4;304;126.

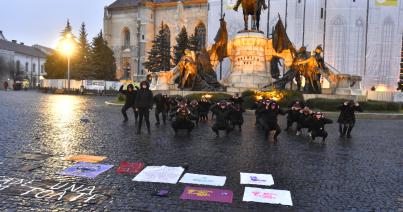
60;33;74;92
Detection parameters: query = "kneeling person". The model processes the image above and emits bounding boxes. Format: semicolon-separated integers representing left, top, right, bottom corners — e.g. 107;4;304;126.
309;112;333;143
210;101;233;136
256;101;286;141
172;103;195;135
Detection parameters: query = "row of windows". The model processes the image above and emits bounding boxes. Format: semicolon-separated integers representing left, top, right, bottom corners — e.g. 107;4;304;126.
15;60;44;73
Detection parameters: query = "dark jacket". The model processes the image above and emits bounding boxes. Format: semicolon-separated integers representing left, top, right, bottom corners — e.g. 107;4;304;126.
229;104;244;124
175;107;191;121
256;105;286;124
135;82;153;109
211;105;231;126
154;94;170;111
287;107;302;121
298;112;313;126
309;117;333;132
198;101;211;115
119;85;137;106
337;104;363;123
188;105;200;119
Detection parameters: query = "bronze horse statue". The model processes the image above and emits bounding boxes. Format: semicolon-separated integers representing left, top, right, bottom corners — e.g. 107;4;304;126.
233;0;267;31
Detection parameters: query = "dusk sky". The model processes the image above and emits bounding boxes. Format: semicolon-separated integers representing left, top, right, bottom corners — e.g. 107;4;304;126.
0;0;116;48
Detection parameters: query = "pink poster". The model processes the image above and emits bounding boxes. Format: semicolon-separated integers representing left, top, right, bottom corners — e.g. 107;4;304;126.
180;186;233;203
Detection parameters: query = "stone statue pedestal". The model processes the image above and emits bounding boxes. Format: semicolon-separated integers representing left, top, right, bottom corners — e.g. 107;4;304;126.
226;32;272;92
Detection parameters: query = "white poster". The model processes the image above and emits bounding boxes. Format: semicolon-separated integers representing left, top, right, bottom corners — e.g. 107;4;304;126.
243;187;293;206
132;166;184;184
179;173;227;187
240;172;274;186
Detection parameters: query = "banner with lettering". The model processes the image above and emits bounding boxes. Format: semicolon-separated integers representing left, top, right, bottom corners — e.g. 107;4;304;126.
243;187;293;206
180;186;233;203
179;173;226;186
59;162;113;179
132;166;184;184
240;172;274;186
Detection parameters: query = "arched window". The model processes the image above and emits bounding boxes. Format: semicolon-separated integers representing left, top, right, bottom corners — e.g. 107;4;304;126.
16;60;20;72
195;22;206;50
123;28;130;48
352;17;365;76
327;16;347;72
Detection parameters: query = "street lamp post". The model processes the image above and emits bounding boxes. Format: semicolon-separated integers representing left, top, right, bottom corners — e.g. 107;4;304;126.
61;33;74;92
67;54;71;92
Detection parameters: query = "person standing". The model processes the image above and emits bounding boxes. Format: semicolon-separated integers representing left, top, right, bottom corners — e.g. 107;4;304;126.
309;112;333;144
154;93;170;125
210;101;233;137
337;100;363;138
3;81;9;91
119;84;138;122
256;101;286;141
135;81;153;134
198;97;211;121
188;100;200;126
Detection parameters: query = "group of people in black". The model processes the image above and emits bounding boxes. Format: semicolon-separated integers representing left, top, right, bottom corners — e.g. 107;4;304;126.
119;81;363;143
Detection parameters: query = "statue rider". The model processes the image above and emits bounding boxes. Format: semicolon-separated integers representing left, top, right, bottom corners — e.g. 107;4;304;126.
233;0;268;12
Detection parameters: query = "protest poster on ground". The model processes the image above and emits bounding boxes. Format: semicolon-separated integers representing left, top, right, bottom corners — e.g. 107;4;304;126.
116;161;144;174
242;187;293;206
179;173;226;186
240;172;274;186
132;166;184;184
59;162;113;178
7;152;52;161
180;186;233;203
65;155;107;163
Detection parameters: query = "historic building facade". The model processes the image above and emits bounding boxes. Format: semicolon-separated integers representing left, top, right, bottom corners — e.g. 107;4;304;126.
104;0;208;81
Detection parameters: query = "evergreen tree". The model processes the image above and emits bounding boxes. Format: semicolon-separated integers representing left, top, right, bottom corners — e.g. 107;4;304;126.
73;22;91;79
61;19;73;37
173;26;189;65
144;23;172;72
89;31;116;80
188;34;200;52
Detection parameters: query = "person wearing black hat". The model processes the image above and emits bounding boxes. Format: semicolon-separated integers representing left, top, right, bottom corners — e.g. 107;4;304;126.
119;84;138;122
256;101;286;141
210;100;233;136
135;81;153;134
285;100;304;131
154;93;170;125
171;101;195;134
309;112;333;143
337;100;363;138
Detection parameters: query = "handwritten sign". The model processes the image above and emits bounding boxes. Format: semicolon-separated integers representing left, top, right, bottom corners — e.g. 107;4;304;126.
0;176;112;204
65;155;106;163
240;172;274;186
59;162;113;178
180;186;233;203
116;161;144;175
179;173;226;186
243;187;293;206
133;166;184;184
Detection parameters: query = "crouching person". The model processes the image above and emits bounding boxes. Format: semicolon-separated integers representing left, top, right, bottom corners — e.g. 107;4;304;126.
256;101;286;142
188;100;200;126
309;112;333;144
285;100;303;130
172;102;195;135
337;100;363;138
296;107;313;136
210;101;233;137
229;102;244;131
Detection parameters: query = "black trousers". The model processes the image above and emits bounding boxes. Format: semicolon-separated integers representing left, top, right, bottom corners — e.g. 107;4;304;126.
172;120;195;132
212;123;233;132
122;104;138;121
137;107;150;132
155;108;167;124
286;118;298;129
311;130;328;141
339;121;355;136
258;119;281;138
297;122;311;132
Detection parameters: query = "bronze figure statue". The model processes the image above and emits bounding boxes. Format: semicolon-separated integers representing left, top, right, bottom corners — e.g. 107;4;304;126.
233;0;267;31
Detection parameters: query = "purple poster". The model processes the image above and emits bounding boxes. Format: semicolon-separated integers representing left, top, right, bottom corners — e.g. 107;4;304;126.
59;162;113;178
180;186;233;203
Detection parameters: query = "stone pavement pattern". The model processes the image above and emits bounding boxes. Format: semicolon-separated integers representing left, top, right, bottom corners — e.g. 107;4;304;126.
0;91;402;211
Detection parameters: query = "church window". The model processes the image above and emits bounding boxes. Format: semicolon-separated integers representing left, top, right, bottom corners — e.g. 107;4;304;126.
195;23;206;50
328;15;347;72
123;28;130;48
379;16;394;85
16;60;20;72
25;62;29;72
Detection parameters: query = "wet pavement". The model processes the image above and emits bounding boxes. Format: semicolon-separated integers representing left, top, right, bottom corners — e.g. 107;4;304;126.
0;91;402;211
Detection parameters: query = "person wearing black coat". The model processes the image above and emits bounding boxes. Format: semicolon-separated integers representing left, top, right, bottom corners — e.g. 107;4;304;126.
229;102;244;131
296;107;314;136
198;98;211;121
285;100;304;131
119;84;139;122
309;112;333;143
154;93;170;125
210;101;234;136
188;100;200;126
135;81;153;134
337;100;363;138
256;101;286;141
229;93;244;108
172;102;195;134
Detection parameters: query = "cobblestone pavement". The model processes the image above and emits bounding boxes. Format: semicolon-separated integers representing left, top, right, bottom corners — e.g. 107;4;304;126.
0;91;402;211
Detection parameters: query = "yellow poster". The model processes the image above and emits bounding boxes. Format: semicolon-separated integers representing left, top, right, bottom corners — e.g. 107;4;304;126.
375;0;398;6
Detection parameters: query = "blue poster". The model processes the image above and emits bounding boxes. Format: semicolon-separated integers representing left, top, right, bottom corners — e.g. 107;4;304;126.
59;162;113;178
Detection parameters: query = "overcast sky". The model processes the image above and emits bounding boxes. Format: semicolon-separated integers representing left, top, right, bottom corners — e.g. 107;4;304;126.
0;0;116;48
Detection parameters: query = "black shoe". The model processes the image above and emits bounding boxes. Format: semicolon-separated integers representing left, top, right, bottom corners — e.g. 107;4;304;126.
339;134;345;138
123;118;128;123
136;130;141;135
147;129;151;134
155;122;160;126
213;130;219;137
264;131;269;139
346;134;352;138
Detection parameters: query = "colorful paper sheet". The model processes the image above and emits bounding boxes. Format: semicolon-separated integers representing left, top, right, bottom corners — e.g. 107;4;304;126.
132;166;184;184
116;162;144;174
59;162;113;178
65;155;107;163
240;172;274;186
179;173;226;186
243;187;293;206
180;186;233;203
